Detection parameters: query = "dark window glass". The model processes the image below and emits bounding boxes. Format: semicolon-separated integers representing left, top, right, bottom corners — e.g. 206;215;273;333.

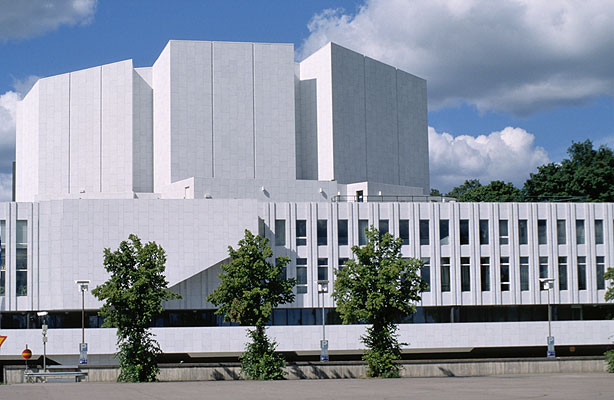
338;220;348;245
399;219;410;245
441;257;450;292
275;220;286;246
577;256;586;290
576;220;585;245
296;258;308;293
358;220;368;246
499;220;509;245
557;220;566;245
595;220;604;245
379;220;389;237
460;219;469;245
439;219;449;245
317;219;328;246
461;257;471;292
338;258;349;271
296;220;307;246
480;257;490;291
420;258;430;292
479;220;489;245
501;257;510;291
597;256;605;290
520;257;529;291
519;219;528;245
420;220;429;245
538;220;547;244
558;257;568;290
318;258;328;282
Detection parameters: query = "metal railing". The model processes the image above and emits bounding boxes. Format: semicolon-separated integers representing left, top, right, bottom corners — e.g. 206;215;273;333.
331;195;451;203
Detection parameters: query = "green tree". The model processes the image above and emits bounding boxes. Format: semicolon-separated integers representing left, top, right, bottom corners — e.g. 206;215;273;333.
605;267;614;373
523;140;614;202
456;180;523;202
207;229;296;380
333;226;427;377
445;179;482;199
430;188;442;197
92;234;180;382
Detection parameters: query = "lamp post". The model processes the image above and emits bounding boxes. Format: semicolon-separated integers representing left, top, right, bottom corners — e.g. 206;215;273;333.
76;280;90;365
317;280;329;362
37;311;48;371
540;278;555;358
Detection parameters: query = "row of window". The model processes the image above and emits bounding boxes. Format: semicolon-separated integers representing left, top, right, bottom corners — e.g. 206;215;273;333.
284;254;606;295
0;220;28;297
2;304;612;329
274;218;607;248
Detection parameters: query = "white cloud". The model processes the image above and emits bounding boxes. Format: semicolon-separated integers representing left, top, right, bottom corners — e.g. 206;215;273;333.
428;126;549;192
300;0;614;116
0;173;11;202
0;0;97;40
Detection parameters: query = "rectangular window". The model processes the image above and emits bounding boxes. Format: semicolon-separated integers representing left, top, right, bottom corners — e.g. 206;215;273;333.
296;258;308;294
520;257;529;291
461;257;471;292
460;219;469;245
16;220;27;297
595;220;604;245
358;220;369;246
500;257;510;291
439;219;449;245
558;257;568;290
399;219;410;245
479;220;489;245
499;220;509;245
441;257;451;292
577;256;586;290
557;220;566;245
318;258;328;282
379;219;389;237
419;220;429;245
576;220;585;244
0;220;5;296
275;220;286;246
338;220;348;245
539;256;549;289
317;219;328;246
597;256;605;290
296;220;307;246
420;257;431;292
276;258;287;280
538;219;547;245
338;258;349;271
480;257;490;291
519;219;528;245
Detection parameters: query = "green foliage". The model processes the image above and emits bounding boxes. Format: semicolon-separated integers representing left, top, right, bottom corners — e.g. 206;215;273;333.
605;267;614;373
207;229;296;380
92;234;180;382
333;226;427;377
445;179;482;199
430;188;442;197
456;180;523;202
523;140;614;202
606;350;614;373
240;326;286;380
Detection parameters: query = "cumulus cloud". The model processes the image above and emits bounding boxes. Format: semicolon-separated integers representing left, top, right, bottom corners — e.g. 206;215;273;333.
0;0;97;40
428;126;549;192
300;0;614;116
0;76;39;200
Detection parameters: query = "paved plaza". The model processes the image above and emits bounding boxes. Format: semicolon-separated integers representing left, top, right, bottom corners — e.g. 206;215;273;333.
1;373;612;400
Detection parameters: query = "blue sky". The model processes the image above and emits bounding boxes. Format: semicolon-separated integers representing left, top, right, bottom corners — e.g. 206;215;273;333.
0;0;612;200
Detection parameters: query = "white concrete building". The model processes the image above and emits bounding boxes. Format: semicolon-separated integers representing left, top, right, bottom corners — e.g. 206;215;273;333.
1;40;612;364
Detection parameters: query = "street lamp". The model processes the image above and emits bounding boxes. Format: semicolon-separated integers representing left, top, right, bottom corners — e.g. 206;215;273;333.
37;311;48;371
317;280;329;362
75;280;90;365
540;277;555;358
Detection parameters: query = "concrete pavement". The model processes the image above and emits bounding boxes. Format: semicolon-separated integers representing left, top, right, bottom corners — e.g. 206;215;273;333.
1;373;611;400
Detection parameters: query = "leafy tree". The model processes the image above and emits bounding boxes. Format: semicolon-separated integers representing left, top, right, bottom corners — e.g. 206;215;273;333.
523;140;614;202
430;188;442;197
605;268;614;373
92;234;180;382
456;180;523;202
207;229;296;380
333;226;427;377
445;179;482;199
